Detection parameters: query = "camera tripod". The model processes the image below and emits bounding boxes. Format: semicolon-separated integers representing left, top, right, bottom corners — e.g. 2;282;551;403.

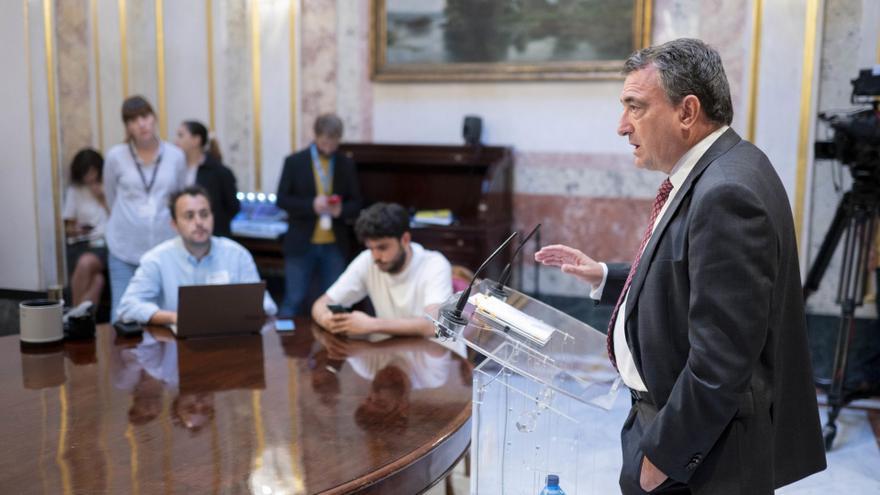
803;181;880;451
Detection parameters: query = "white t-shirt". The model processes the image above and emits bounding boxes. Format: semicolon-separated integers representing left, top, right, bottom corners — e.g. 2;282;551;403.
325;242;452;320
62;185;109;242
347;346;460;390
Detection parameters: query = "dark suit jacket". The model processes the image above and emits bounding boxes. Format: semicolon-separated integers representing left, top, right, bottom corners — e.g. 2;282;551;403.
601;129;826;491
276;146;362;257
195;155;240;237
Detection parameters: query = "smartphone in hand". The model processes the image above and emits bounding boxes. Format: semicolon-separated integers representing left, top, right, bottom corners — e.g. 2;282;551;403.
327;304;350;314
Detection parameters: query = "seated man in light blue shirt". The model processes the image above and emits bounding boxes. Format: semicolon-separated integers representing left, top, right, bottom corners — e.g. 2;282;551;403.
118;185;277;325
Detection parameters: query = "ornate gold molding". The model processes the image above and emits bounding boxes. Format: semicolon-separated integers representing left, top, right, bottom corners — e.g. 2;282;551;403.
746;0;762;142
794;0;821;247
155;0;167;139
91;0;104;150
206;0;216;130
25;0;44;287
43;0;64;285
251;0;262;190
118;0;128;96
289;0;297;151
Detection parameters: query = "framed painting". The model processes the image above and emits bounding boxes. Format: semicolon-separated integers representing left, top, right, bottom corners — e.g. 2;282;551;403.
371;0;653;82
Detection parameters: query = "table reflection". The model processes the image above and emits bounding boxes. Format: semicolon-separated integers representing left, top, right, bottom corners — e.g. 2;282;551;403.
311;328;468;435
0;322;471;494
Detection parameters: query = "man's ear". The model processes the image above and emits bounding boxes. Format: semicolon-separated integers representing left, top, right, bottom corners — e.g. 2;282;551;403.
679;94;701;128
400;231;411;246
170;217;180;234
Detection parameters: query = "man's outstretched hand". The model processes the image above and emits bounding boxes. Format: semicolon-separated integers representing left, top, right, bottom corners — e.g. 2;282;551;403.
534;244;603;286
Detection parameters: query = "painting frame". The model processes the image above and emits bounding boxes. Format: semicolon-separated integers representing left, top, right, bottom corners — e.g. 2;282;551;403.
371;0;653;82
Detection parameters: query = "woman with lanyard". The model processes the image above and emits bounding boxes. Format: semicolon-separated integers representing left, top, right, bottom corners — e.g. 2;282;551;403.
103;96;186;322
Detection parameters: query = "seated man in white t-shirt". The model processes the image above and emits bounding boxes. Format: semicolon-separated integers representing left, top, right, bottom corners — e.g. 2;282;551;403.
311;202;452;337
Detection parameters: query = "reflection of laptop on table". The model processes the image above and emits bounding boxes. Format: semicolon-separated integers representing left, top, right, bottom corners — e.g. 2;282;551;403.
175;282;267;338
178;334;266;393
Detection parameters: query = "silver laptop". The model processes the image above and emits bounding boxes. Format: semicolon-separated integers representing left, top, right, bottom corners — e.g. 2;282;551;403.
176;282;267;338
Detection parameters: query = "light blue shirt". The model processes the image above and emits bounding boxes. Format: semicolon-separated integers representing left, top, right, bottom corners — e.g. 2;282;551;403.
118;236;278;323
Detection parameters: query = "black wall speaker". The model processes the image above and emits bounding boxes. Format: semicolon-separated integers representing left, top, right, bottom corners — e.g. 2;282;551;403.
463;115;482;146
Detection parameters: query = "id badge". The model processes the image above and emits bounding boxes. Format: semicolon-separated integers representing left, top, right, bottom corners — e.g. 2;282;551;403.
319;214;332;230
137;198;155;218
206;270;230;285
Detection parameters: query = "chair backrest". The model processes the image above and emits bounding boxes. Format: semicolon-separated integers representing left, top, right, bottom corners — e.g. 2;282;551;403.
451;265;474;293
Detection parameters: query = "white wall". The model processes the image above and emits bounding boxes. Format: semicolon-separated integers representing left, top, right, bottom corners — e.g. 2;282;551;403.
373;81;628;153
164;0;211;140
753;0;821;212
258;0;294;193
0;0;59;292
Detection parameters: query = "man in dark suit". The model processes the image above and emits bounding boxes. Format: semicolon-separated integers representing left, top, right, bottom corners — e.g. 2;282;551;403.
536;38;825;494
276;113;362;317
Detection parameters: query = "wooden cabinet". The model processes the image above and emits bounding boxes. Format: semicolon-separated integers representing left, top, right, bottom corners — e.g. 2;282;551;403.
237;143;514;280
339;143;513;278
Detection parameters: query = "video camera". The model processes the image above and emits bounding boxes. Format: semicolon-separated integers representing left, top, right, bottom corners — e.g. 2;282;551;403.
814;68;880;184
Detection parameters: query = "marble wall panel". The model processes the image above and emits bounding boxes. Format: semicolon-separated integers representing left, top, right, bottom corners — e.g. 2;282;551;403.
512;150;664;295
652;0;749;133
697;0;749;132
300;0;337;145
258;0;294;192
514;194;654;295
336;0;372;142
96;0;125;150
124;0;158;109
55;0;94;171
215;0;254;191
163;0;210;142
652;0;701;42
514;151;662;199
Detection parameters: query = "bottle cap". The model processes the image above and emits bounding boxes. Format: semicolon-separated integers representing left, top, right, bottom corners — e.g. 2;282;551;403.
546;474;559;486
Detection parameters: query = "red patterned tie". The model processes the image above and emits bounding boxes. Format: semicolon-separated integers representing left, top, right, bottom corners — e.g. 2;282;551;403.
606;178;673;369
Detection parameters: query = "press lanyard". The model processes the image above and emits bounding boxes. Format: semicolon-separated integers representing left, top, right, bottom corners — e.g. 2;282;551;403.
310;143;334;195
129;142;163;194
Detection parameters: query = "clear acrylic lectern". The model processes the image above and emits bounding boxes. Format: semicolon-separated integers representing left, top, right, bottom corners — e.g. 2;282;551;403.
428;280;622;494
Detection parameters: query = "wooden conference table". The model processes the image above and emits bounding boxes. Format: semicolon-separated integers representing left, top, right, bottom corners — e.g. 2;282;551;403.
0;320;472;494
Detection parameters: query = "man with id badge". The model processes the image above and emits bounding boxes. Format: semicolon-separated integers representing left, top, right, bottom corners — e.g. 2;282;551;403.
117;186;277;325
276;113;362;317
103;96;187;322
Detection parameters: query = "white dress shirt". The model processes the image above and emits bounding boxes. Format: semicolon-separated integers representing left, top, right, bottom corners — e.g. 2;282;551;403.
593;125;729;391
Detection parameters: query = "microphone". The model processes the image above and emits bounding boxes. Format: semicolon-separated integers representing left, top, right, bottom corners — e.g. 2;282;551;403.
440;231;518;328
490;223;541;297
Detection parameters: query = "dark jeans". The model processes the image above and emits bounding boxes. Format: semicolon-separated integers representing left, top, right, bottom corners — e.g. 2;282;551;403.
280;243;346;317
108;253;138;323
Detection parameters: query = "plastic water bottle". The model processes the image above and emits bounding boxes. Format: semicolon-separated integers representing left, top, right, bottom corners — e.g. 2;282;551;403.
539;474;566;495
